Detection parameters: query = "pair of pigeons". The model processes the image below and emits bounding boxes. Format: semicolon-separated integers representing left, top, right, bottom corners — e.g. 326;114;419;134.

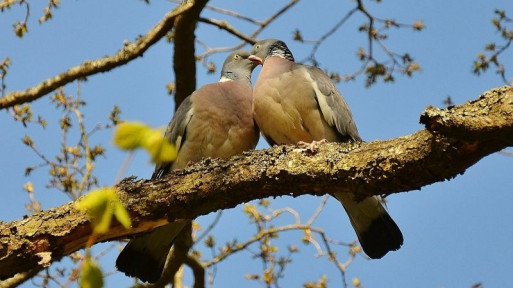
116;39;404;283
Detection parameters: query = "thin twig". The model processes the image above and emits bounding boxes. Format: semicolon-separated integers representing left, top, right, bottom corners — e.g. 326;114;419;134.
73;81;92;198
356;0;375;59
306;195;329;226
175;0;262;25
303;7;359;64
205;224;341;267
198;17;256;43
0;2;193;110
195;0;300;60
194;211;223;244
271;207;301;224
114;152;134;185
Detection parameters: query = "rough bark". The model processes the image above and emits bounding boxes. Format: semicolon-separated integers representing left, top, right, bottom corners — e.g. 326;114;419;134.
0;86;512;280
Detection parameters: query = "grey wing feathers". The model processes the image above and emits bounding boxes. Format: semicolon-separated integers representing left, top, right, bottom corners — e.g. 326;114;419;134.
151;97;194;179
306;66;361;142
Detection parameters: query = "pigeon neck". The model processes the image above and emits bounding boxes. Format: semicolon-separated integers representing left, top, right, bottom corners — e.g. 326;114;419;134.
220;71;252;86
262;57;295;75
269;51;294;62
268;41;295;62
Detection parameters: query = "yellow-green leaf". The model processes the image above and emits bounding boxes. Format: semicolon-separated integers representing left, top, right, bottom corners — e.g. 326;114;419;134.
113;200;131;229
75;188;114;234
113;121;176;163
79;258;103;288
75;187;131;234
142;130;177;163
113;122;151;150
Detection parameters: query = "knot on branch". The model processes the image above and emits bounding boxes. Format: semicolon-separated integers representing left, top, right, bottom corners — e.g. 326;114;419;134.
420;85;513;144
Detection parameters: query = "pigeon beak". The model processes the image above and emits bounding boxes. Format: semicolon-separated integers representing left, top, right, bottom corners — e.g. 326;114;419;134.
248;55;263;66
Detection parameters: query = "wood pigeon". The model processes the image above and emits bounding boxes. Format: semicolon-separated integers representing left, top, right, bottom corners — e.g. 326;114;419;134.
116;50;260;282
248;39;403;259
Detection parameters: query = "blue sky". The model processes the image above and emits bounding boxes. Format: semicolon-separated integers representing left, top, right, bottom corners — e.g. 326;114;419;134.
1;0;512;287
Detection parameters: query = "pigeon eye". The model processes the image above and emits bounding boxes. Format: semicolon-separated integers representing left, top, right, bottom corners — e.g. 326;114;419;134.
234;55;240;60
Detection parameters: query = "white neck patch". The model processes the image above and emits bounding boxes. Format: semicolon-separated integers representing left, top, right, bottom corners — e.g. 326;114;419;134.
219;76;233;82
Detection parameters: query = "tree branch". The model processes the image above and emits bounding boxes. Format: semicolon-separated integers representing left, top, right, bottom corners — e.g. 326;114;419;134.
184;254;205;288
198;17;256;44
195;0;300;60
0;2;194;110
172;0;209;108
1;86;512;281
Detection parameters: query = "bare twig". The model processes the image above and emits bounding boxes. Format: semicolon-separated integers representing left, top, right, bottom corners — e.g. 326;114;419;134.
204;222;353;287
301;7;359;65
194;211;223;244
0;2;194;110
356;0;375;58
114;152;134;185
198;17;255;43
167;0;262;24
306;195;329;226
195;0;300;60
73;82;92;198
202;3;261;24
271;207;301;224
316;231;354;288
297;0;422;84
204;224;349;267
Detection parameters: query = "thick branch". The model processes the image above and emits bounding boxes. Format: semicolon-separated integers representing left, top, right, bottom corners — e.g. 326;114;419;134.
0;2;194;110
172;0;209;108
420;86;513;140
1;86;512;280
